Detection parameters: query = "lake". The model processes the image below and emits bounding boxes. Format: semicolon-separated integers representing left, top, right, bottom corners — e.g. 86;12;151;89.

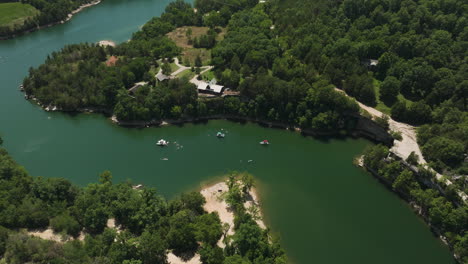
0;0;455;263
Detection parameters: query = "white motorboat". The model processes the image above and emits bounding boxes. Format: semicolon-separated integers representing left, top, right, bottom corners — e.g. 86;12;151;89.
156;139;169;146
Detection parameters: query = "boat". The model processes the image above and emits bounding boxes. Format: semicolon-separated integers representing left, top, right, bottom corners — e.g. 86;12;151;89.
216;132;225;138
156;139;169;146
260;140;269;145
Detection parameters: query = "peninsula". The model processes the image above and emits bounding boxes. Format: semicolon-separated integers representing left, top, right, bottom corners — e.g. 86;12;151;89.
18;0;468;262
0;140;284;264
0;0;102;39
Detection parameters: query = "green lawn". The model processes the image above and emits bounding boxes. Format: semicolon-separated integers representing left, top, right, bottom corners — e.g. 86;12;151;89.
149;65;160;76
177;69;196;80
201;69;215;81
373;78;413;115
0;2;39;27
169;62;179;73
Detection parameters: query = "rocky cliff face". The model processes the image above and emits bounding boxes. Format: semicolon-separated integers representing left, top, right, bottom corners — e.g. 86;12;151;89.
353;116;394;146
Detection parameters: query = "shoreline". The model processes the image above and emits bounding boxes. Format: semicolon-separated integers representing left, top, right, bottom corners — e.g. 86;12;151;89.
98;40;116;47
361;162;461;262
0;0;102;41
200;180;266;249
24;92;393;145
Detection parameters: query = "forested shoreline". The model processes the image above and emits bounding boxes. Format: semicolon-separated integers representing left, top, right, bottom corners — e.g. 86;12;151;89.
362;144;467;263
22;0;467;177
0;136;286;263
20;0;467;261
0;0;100;39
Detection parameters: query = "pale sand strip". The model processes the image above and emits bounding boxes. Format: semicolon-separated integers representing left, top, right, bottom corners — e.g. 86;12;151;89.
168;252;201;264
335;88;467;202
98;40;116;47
200;181;265;248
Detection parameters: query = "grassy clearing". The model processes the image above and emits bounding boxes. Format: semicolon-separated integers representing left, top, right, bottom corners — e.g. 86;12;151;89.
0;3;39;27
169;62;179;73
201;69;215;81
167;26;226;67
167;26;210;48
182;48;211;66
373;78;413;115
149;65;160;76
177;69;196;80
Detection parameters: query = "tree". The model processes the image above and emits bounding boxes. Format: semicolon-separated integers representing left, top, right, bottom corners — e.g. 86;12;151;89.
167;210;197;253
139;231;168;264
410;188;438;213
429;197;453;228
392;169;418;194
50;213;81;237
406;151;419;166
407;101;432;124
195;55;202;67
454;233;468;263
363;144;389;171
203;11;223;28
99;170;113;184
199;245;224;264
162;63;172;75
230;55;241;72
374;114;389;130
241;174;254;195
391;100;407;121
223;255;251;264
82;206;108;234
170;105;182;119
180;191;206;215
0;226;9;256
194;213;223;245
380;76;400;105
186;27;192;38
422;137;464;168
231;221;263;260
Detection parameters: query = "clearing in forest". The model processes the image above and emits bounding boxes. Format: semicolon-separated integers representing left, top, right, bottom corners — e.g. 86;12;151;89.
166;26;226;66
0;2;39;28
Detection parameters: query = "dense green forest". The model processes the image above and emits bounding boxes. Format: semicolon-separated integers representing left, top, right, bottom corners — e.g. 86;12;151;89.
0;0;98;38
268;0;467;175
14;0;468;261
0;136;285;263
23;0;467;176
23;0;360;132
362;144;467;263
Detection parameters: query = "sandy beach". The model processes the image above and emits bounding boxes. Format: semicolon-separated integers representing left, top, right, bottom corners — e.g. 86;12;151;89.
200;181;265;248
28;180;266;264
98;40;116;47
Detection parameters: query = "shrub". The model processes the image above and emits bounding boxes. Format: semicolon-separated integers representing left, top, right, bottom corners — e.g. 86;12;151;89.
50;213;81;237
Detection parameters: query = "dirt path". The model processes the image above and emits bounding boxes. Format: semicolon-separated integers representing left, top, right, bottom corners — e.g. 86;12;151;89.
335;89;467;202
200;181;265;248
171;58;191;76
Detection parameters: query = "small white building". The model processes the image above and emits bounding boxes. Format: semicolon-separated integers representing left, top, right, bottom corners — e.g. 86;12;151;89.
128;81;148;94
156;71;173;82
363;59;379;67
196;80;225;95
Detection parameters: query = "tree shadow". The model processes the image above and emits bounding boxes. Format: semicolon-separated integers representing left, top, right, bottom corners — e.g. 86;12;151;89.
173;248;198;261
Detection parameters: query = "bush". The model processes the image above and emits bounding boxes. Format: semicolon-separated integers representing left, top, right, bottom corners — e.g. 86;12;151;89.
406;151;419;165
422;137;464;169
374;114;390;130
50;213;81;237
390;130;402;141
380;76;400;105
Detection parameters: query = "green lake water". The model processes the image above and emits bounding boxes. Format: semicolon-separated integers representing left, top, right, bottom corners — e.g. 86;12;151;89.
0;0;456;263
